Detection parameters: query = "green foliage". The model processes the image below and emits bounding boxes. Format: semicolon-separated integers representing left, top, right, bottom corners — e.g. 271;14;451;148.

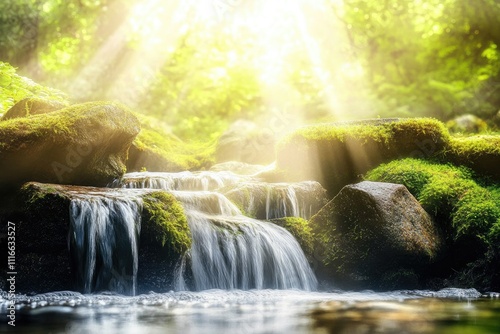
141;191;191;255
337;0;500;121
0;61;67;113
365;158;500;245
140;30;262;141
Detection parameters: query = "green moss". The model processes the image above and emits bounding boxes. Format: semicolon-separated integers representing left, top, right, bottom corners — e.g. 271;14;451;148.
1;97;69;121
276;118;450;195
141;191;191;255
365;158;500;245
443;135;500;180
270;217;314;256
0;61;68;114
129;112;216;172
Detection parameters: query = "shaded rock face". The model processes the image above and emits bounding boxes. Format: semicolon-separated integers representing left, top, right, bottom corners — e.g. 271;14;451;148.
0;102;140;191
215;120;276;165
310;181;442;289
1;97;68;121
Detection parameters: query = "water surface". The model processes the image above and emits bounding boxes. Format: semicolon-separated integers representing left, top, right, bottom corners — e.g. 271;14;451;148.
2;289;499;333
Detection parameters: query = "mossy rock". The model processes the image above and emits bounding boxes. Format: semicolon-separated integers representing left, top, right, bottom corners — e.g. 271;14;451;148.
310;181;442;289
276;118;450;196
215;120;276;165
128;113;215;172
270;217;314;258
1;183;192;294
138;191;192;292
444;135;500;181
0;101;140;191
446;114;488;134
0;97;68;121
365;158;500;290
0;182;73;293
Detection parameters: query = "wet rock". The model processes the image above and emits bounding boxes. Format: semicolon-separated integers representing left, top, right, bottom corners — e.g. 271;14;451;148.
215;120;276;164
310;181;442;289
0;182;189;294
0;101;140;191
223;181;328;220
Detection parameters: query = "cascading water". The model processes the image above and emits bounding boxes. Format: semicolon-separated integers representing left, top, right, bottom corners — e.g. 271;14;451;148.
175;211;317;291
113;171;320;291
68;191;143;295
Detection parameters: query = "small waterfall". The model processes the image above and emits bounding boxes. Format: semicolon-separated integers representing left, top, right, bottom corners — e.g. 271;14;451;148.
68;192;142;295
110;170;321;292
175;212;318;291
225;181;328;220
111;171;244;191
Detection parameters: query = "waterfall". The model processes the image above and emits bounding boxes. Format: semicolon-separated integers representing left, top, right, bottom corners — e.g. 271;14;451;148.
68;192;142;295
107;171;321;292
110;171;243;191
175;211;318;291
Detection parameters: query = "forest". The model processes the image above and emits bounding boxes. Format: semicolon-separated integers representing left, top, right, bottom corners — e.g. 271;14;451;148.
1;0;499;142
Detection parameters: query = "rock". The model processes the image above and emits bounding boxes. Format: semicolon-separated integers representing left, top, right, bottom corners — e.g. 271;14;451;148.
446;114;487;133
310;181;442;289
223;181;328;220
0;101;140;191
127;113;214;172
446;135;500;181
215;120;276;164
276;118;450;196
0;182;190;294
0;97;68;121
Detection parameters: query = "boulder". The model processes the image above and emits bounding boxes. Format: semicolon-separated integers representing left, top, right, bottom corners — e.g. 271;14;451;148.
0;101;140;191
446;114;487;133
1;97;68;121
310;181;442;289
0;182;190;294
127;113;214;172
215;120;276;164
276;118;450;196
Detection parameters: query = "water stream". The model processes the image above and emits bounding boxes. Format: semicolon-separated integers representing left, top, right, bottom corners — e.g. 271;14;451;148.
2;170;499;333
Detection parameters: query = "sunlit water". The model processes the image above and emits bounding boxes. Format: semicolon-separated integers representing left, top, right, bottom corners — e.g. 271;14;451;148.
1;289;499;333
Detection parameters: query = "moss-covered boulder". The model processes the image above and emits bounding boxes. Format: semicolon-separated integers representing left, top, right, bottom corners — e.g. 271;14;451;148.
0;182;191;294
127;113;215;172
444;135;500;181
139;191;191;292
365;158;500;290
0;101;140;191
310;181;442;289
276;118;450;196
446;114;488;134
215;120;276;165
0;97;68;121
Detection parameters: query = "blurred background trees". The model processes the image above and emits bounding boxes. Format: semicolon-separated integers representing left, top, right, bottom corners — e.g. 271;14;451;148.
1;0;499;140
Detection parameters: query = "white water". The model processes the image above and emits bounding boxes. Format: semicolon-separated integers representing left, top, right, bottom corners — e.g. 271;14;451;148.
110;171;319;292
175;211;318;291
68;191;143;295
